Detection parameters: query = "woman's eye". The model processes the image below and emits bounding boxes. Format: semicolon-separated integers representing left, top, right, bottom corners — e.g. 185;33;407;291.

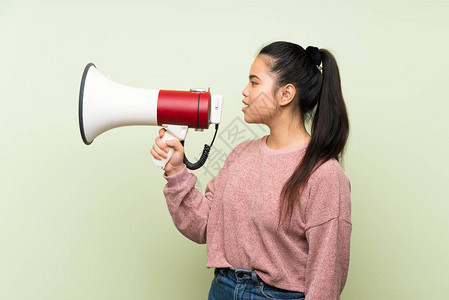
251;81;257;86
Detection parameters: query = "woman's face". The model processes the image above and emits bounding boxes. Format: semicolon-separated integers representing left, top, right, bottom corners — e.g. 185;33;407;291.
241;55;280;124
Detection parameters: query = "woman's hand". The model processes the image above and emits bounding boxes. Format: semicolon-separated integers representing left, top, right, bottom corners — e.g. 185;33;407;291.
150;128;186;176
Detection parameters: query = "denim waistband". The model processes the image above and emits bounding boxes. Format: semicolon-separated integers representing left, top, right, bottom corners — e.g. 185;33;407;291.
216;267;262;284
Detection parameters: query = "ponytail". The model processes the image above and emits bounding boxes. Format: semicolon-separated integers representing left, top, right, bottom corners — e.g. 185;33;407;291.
259;42;349;227
313;49;349;162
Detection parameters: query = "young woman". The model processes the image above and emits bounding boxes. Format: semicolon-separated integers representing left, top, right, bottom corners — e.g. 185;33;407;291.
151;41;351;300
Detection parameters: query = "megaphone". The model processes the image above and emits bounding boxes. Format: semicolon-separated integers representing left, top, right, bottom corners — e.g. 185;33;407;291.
78;63;224;170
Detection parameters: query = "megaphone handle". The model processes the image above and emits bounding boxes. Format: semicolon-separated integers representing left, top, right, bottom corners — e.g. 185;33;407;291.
152;131;177;169
152;125;188;170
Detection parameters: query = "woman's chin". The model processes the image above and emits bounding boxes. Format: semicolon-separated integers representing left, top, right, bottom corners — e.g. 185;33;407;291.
243;116;262;125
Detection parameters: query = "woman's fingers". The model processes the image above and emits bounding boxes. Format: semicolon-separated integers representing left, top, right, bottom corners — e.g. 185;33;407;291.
152;142;167;159
150;148;162;160
155;135;168;152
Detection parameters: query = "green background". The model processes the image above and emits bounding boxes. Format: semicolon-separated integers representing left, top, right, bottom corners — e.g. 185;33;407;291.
1;0;448;299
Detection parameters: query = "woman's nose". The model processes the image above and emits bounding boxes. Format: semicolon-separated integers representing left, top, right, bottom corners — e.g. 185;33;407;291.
242;86;249;97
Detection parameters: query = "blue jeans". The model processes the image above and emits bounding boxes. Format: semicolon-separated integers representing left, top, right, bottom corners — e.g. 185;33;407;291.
208;268;305;300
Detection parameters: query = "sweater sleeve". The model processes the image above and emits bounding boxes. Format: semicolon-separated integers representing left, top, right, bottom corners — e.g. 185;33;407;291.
162;149;235;244
304;161;352;300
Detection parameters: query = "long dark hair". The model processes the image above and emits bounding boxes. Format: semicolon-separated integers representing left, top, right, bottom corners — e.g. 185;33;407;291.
259;41;349;226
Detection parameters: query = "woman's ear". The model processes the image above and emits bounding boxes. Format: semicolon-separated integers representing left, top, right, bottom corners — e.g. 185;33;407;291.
278;84;296;107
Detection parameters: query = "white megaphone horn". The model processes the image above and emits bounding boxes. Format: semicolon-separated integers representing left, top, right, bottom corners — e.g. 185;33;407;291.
78;63;224;170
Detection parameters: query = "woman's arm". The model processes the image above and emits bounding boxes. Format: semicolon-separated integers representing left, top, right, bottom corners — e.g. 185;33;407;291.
163;165;221;244
305;218;352;300
303;160;352;300
152;127;227;244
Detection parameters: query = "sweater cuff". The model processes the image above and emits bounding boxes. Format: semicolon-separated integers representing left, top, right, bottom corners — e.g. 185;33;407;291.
163;165;191;188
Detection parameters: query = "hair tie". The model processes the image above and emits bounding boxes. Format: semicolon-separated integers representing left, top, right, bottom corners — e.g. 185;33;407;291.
306;46;322;66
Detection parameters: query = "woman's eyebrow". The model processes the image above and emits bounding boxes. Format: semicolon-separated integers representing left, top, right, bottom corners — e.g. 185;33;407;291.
249;75;261;80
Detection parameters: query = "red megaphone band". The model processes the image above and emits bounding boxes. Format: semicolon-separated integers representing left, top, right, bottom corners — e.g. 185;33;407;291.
157;90;210;129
